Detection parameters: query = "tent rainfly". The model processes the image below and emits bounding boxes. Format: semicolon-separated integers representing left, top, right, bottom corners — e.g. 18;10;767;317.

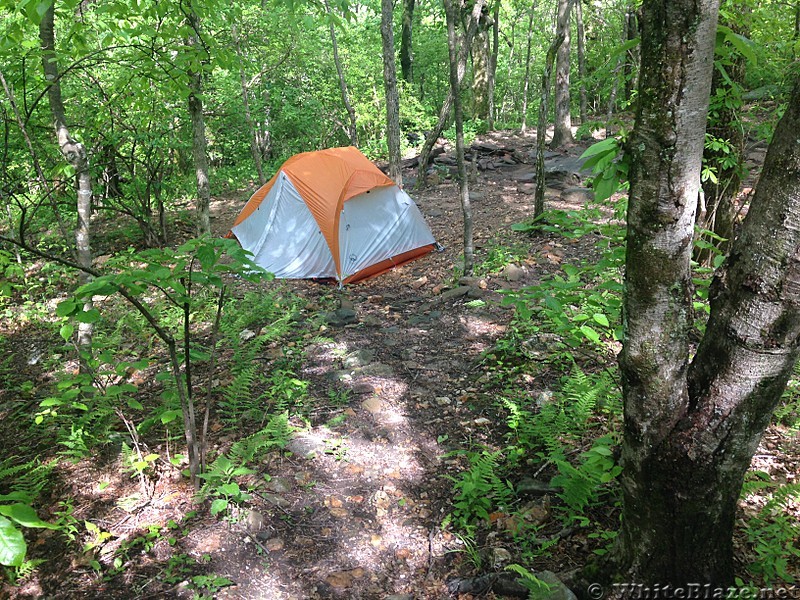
227;147;437;284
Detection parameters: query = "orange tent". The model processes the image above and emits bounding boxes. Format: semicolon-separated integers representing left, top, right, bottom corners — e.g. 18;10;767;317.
227;147;437;284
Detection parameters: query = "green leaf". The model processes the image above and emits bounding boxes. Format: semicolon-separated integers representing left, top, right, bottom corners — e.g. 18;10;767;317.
717;25;757;65
0;515;26;567
592;313;610;327
579;137;618;161
56;300;77;317
579;325;601;344
59;323;74;342
0;504;57;529
218;482;240;496
160;410;180;424
127;398;144;410
76;308;101;324
210;498;228;515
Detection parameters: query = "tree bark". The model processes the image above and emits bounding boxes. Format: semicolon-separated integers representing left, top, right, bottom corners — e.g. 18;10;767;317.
415;0;486;184
444;0;474;276
550;0;574;148
520;4;535;132
381;0;403;185
610;0;755;585
487;0;500;130
471;7;491;121
186;9;211;236
40;2;94;351
324;0;358;146
400;0;416;83
231;24;266;186
575;0;587;125
534;3;570;217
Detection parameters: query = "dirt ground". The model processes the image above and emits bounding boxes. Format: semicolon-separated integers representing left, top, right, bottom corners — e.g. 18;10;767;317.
2;130;796;599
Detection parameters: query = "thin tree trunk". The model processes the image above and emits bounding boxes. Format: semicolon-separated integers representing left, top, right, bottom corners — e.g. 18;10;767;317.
534;5;569;217
471;13;491;121
520;4;535;132
231;24;266;186
324;0;358;146
605;57;622;138
381;0;403;184
443;0;473;275
400;0;416;83
623;4;637;102
487;0;500;130
550;0;574;148
416;0;486;184
0;69;73;247
575;0;588;125
186;10;211;236
697;10;748;263
39;3;94;351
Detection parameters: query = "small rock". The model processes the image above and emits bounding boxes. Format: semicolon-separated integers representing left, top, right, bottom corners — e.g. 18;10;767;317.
411;276;428;289
436;396;452;405
264;537;284;552
245;510;265;532
473;417;491;426
560;186;595;204
261;493;290;508
352;381;376;394
357;362;394;377
492;547;513;566
265;477;293;494
536;571;578;600
502;264;525;282
239;328;257;341
343;349;374;368
325;568;366;589
517;182;537;195
469;191;486;201
440;285;472;301
334;308;358;324
361;397;383;413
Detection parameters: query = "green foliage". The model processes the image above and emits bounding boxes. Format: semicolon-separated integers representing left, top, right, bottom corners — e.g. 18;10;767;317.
446;449;515;533
501;230;624;360
742;479;800;584
475;242;528;276
580;137;628;203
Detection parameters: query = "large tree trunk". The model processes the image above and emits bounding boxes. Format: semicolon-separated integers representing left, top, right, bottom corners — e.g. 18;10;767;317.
40;3;94;351
400;0;416;83
415;0;486;184
231;24;266;186
550;0;574;148
186;10;212;236
381;0;403;185
575;0;587;125
324;0;358;146
444;0;474;276
609;0;779;585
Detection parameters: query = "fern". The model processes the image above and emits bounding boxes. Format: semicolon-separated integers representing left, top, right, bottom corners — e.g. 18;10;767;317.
227;413;292;465
448;449;515;532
